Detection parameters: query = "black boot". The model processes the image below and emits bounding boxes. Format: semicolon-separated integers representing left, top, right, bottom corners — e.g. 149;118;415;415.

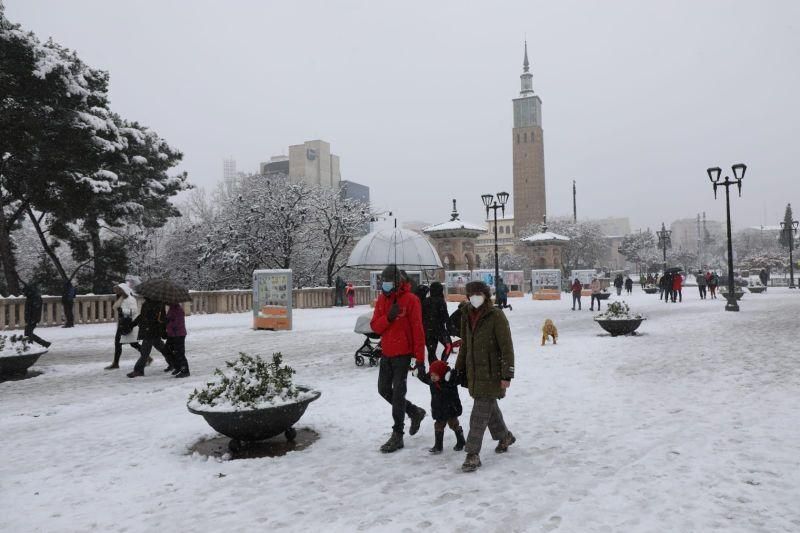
409;407;426;436
380;432;404;453
429;431;444;454
453;426;466;451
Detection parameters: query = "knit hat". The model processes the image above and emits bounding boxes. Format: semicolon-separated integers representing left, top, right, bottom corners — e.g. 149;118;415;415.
429;360;449;384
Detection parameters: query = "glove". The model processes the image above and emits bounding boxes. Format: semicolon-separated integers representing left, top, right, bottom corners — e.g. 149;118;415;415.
414;361;425;376
387;302;400;322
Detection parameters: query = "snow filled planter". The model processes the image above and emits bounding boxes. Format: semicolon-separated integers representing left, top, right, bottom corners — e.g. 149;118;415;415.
594;301;646;337
596;291;611;300
643;286;659;294
0;335;46;378
187;352;320;451
719;288;745;300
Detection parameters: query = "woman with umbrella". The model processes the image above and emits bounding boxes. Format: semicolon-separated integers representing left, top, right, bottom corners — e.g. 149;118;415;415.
126;279;189;378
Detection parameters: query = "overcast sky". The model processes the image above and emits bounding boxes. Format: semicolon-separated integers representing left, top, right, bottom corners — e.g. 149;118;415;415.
6;0;799;231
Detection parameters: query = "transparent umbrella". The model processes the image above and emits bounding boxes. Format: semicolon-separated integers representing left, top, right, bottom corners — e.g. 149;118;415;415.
346;228;443;271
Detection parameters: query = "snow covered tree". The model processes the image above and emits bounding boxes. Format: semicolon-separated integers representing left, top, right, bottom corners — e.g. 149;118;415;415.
522;218;605;272
779;203;796;249
618;230;659;274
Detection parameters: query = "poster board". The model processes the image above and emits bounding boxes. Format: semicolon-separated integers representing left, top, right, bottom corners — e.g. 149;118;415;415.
253;269;292;330
471;269;503;293
531;269;562;300
570;269;596;286
503;271;525;293
445;270;470;292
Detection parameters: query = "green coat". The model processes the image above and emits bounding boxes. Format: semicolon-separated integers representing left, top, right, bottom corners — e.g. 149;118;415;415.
454;303;515;399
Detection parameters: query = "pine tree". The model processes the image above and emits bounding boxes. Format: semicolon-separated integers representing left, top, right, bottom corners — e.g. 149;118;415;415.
779;204;795;248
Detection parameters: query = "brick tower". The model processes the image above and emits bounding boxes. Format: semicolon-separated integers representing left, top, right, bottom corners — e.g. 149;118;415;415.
512;41;546;236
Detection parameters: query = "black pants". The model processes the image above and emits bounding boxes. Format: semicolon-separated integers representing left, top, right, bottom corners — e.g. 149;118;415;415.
133;337;167;373
572;293;581;310
378;355;421;434
113;327;141;365
24;322;49;347
698;286;707;299
167;336;188;371
62;300;74;327
590;294;601;310
425;334;452;363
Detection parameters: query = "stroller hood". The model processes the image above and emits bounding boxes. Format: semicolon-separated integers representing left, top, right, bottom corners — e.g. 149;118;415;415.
354;312;377;335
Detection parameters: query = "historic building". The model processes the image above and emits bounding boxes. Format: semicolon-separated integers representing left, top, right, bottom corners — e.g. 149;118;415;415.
423;200;487;271
512;42;547;237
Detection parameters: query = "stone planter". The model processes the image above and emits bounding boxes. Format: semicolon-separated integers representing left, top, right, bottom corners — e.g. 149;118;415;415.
594;318;645;337
0;348;47;378
747;286;766;294
643;287;659;294
596;292;611;300
720;290;744;300
188;387;321;452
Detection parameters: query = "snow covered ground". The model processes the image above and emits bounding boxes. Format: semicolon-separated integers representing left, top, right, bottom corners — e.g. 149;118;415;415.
2;288;800;532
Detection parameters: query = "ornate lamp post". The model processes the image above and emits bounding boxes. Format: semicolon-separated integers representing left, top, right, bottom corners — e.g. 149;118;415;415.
780;217;798;289
707;163;746;312
656;222;672;274
481;191;510;304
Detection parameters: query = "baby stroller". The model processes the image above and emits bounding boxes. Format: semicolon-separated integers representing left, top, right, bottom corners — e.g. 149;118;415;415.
353;312;382;367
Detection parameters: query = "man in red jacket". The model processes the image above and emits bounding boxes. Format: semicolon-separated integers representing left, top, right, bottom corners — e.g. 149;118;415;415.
371;264;427;453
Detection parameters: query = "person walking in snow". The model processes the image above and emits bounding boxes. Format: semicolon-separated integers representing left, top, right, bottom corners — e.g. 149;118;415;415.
418;359;465;454
345;282;355;308
61;279;76;328
370;264;427;453
495;278;511;310
759;269;769;292
166;302;189;378
334;276;346;307
126;297;169;378
590;277;603;311
105;283;143;370
422;282;453;363
22;283;50;348
624;276;633;295
696;270;707;300
571;278;582;310
455;280;515;472
613;274;624;296
672;272;683;302
707;271;718;299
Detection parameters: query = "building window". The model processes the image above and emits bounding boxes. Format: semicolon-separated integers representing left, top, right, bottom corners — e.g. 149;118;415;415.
523;132;527;143
530;131;535;143
506;225;511;234
516;134;520;144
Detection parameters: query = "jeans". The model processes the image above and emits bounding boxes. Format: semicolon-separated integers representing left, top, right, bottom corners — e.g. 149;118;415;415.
133;337;167;373
572;293;581;310
24;322;49;347
465;398;509;455
167;336;187;371
378;355;421;434
591;294;601;310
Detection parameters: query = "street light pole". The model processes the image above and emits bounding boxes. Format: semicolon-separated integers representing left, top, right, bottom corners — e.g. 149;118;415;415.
781;218;798;289
481;191;510;306
707;163;746;312
657;222;671;274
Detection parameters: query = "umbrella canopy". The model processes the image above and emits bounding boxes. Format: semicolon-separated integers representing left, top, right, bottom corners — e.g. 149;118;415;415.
664;267;683;274
134;279;191;304
346;228;443;270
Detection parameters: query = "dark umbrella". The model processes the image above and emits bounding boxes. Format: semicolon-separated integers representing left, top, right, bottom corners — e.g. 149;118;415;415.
664;267;683;274
134;279;191;304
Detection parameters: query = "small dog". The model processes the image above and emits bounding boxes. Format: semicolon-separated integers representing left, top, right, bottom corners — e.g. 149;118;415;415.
541;318;558;346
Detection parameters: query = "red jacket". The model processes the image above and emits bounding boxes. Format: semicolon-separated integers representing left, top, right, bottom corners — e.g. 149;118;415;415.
672;275;683;290
571;280;582;294
370;282;425;364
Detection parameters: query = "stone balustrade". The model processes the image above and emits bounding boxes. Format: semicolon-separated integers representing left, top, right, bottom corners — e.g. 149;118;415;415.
0;286;376;330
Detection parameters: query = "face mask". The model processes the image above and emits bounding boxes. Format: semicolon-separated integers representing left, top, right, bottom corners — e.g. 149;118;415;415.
469;295;485;309
381;281;395;293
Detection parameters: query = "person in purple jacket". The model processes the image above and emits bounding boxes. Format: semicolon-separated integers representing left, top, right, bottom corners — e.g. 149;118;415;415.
166;303;189;378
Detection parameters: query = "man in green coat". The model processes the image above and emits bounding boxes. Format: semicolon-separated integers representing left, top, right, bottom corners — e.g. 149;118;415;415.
454;280;516;472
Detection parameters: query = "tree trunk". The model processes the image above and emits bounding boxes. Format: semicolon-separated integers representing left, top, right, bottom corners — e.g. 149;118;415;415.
85;217;105;294
0;212;21;295
26;207;68;283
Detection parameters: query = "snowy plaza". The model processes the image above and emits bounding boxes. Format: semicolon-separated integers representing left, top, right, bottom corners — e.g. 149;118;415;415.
3;289;799;532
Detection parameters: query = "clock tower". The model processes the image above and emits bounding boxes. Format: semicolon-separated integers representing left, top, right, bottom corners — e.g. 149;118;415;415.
512;42;546;236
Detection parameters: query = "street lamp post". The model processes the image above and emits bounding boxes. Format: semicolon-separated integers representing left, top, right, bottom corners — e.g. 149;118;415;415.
706;163;746;312
481;191;510;306
780;217;799;289
656;222;672;274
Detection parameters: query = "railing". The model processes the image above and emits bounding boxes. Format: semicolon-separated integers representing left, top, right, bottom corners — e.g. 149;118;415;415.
0;286;375;330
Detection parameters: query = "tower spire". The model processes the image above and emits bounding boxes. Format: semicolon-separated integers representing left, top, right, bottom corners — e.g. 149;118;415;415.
523;40;530;73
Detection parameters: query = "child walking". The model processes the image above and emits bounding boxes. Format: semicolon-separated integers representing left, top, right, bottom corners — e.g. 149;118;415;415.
419;360;465;454
166;302;189;378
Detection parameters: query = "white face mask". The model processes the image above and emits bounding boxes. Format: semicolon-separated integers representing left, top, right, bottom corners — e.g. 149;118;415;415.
469;295;485;309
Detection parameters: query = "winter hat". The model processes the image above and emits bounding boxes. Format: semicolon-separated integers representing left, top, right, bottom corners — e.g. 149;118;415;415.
429;282;444;297
429;360;450;382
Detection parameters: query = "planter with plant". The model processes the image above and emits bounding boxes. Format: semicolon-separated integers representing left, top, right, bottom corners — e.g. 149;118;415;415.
188;352;320;451
0;335;47;377
747;280;766;293
594;301;646;336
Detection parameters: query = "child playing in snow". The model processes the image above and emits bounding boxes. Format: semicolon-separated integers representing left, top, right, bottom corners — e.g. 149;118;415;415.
418;360;465;454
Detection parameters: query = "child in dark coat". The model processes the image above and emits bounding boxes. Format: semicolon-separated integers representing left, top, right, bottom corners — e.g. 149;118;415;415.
418;359;465;454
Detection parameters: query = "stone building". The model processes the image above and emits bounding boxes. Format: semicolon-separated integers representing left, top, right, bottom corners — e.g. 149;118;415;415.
423;201;486;271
